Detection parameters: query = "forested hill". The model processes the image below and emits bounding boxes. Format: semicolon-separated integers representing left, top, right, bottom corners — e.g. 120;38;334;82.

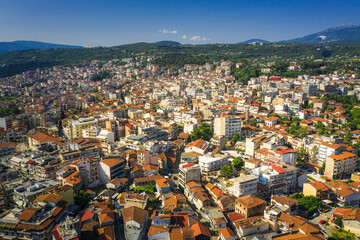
2;42;360;78
0;40;82;54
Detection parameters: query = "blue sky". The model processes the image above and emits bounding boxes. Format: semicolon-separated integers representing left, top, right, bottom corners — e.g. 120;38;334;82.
1;0;360;47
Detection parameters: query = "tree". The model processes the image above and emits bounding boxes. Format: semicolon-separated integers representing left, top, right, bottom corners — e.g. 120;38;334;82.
60;109;66;119
75;190;90;208
334;217;343;227
220;164;232;179
345;131;352;142
134;184;155;194
291;117;301;125
233;157;244;170
316;121;325;135
297;147;309;164
321;162;326;172
190;123;213;141
231;132;240;144
293;195;321;217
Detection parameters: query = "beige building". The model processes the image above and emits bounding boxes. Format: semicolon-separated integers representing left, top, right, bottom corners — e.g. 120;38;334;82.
64;116;108;140
232;174;258;197
342;208;360;235
245;135;266;157
325;151;358;179
244;158;261;170
137;149;158;166
99;158;126;183
128;109;144;119
179;162;201;188
210;135;226;150
303;181;332;200
235;194;266;218
214;115;242;140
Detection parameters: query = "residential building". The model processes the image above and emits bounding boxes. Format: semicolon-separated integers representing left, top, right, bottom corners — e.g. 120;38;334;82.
210;135;226;150
99;158;126;183
318;142;345;164
251;164;297;195
13;180;59;208
246;135;266;157
232;174;258;197
137;149;158;166
303;181;333;200
218;227;236;240
235;194;266;218
214;115;242;140
198;155;229;173
268;147;297;165
0;142;16;156
185;139;209;155
179;162;201;188
325;151;358;179
233;216;269;238
207;207;228;230
122;206;149;240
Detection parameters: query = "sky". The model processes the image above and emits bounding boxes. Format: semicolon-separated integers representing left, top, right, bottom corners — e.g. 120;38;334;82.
1;0;360;47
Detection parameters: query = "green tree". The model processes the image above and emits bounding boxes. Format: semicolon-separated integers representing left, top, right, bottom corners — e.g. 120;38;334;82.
345;131;352;142
134;184;155;194
297;147;309;164
231;132;240;144
316;121;325;135
294;195;321;218
220;164;232;179
0;106;21;117
321;162;326;172
233;157;244;170
291;117;301;125
190;123;213;141
334;217;343;227
75;190;90;208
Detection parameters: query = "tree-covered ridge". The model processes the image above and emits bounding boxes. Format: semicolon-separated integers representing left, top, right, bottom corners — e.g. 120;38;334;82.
152;53;216;68
2;42;360;78
0;106;20;118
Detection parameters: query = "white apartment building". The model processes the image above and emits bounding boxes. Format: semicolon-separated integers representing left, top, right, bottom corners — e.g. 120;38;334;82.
185;139;210;155
199;155;229;173
214;115;242;140
268;148;297;165
318;142;345;164
184;123;198;134
232;174;258;197
96;129;115;143
251;164;297;194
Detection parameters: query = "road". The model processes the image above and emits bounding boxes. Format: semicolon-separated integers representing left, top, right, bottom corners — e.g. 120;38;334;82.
310;208;336;236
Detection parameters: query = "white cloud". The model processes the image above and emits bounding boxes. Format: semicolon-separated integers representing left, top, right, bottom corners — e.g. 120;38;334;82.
159;28;178;34
189;35;209;41
181;35;187;39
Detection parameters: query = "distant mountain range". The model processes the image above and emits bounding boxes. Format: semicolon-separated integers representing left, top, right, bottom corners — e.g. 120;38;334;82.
2;25;360;55
0;41;82;54
239;25;360;44
153;40;181;46
237;39;269;44
282;25;360;43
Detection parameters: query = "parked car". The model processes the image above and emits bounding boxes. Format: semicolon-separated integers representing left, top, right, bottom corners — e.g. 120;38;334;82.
319;220;326;224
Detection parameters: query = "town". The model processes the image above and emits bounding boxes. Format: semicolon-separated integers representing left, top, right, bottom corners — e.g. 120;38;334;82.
1;55;360;240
